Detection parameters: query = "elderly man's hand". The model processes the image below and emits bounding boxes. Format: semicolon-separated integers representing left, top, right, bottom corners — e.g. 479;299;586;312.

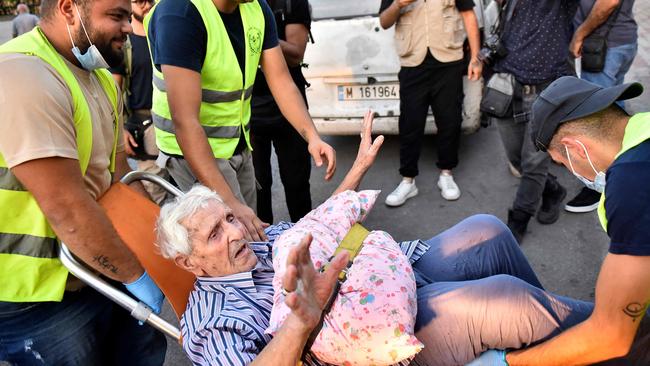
282;234;349;332
354;110;385;172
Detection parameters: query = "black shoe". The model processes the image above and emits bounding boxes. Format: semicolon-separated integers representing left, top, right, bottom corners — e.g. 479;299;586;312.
508;208;531;244
537;174;567;225
564;187;601;213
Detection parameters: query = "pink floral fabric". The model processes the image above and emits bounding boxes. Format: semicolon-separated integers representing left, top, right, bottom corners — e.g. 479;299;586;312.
266;190;422;365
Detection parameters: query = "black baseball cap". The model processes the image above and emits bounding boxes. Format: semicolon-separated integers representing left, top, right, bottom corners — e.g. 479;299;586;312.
531;76;643;152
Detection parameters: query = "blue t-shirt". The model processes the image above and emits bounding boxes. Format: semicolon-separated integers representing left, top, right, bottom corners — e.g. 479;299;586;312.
495;0;578;85
604;138;650;256
147;0;279;74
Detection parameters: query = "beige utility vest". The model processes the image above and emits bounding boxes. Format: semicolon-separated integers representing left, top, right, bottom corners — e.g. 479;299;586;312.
394;0;466;67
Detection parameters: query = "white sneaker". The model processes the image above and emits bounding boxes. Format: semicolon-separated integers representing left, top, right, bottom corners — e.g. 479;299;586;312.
437;174;461;201
385;179;418;207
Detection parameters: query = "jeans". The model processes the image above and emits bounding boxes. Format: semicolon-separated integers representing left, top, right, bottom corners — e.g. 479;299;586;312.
0;286;166;366
398;54;464;176
582;42;638;87
494;85;551;216
411;215;594;365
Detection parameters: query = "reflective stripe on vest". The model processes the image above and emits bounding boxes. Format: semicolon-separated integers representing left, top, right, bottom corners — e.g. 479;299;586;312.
144;0;264;159
597;113;650;232
152;75;254;104
0;27;119;302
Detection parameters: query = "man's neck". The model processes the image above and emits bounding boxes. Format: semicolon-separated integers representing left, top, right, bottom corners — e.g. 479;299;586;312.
213;0;238;13
131;19;146;37
600;117;629;171
39;22;86;71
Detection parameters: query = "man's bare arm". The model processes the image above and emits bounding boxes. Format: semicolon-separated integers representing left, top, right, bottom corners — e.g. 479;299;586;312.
506;253;650;365
260;46;336;180
460;9;483;81
570;0;620;57
161;64;267;241
11;157;144;283
280;23;309;67
380;0;416;29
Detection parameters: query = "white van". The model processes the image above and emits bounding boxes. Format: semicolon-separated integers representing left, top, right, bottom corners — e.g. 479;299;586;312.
303;0;495;135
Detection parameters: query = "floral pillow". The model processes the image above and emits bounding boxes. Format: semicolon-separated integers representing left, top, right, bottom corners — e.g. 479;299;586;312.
266;190;422;365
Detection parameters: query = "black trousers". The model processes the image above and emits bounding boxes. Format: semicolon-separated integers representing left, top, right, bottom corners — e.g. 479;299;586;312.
250;105;312;223
398;55;464;177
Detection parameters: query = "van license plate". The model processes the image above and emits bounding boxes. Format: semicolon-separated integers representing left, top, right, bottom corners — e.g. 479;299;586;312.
337;84;399;101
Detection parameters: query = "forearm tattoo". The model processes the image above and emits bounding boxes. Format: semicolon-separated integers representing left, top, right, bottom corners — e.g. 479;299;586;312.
623;301;649;322
93;254;119;274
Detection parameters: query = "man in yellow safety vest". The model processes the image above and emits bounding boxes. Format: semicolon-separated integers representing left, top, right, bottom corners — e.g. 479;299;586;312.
145;0;336;242
471;76;650;364
0;0;165;363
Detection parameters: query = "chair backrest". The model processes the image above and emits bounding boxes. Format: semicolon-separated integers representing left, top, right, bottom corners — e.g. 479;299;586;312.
98;182;195;320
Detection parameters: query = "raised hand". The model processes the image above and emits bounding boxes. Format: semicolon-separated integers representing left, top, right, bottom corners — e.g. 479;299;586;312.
282;234;349;331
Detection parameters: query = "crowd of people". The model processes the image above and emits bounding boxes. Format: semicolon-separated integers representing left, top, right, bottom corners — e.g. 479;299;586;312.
0;0;648;365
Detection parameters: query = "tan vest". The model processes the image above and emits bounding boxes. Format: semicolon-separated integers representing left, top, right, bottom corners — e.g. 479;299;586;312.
394;0;466;67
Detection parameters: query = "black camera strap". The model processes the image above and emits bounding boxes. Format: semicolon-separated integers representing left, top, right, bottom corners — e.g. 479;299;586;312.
495;0;520;37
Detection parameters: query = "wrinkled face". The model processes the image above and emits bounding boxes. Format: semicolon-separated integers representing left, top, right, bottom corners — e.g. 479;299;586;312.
181;201;258;277
71;0;132;67
131;0;153;23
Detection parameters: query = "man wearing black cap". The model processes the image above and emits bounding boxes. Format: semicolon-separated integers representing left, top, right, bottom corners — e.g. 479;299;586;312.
470;76;650;365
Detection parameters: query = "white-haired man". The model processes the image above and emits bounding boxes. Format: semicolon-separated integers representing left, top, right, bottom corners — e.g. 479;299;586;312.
12;3;39;38
157;113;643;365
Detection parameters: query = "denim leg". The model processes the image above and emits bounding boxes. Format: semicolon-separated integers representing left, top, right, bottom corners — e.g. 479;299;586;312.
0;287;166;366
412;275;594;366
494;115;523;172
0;288;113;365
412;214;543;288
513;111;551;215
582;42;639;87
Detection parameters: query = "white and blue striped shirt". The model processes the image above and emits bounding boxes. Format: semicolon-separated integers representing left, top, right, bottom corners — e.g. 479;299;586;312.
180;222;430;366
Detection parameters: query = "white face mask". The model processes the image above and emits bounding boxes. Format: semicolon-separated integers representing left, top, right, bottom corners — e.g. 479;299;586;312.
564;140;607;193
65;3;109;70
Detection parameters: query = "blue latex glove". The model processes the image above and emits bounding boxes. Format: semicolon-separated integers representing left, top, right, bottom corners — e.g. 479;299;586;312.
124;271;164;315
466;350;508;366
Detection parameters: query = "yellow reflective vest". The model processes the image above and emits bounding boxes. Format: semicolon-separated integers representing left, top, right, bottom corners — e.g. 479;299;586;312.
0;27;119;302
145;0;265;159
597;113;650;233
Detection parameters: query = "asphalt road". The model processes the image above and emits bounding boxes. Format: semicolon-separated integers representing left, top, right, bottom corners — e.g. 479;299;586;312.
0;10;648;364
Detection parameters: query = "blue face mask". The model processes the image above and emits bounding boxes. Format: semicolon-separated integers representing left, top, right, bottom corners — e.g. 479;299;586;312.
65;4;109;71
564;140;607;193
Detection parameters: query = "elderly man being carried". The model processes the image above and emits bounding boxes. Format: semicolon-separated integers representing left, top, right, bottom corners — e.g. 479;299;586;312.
156;112;628;366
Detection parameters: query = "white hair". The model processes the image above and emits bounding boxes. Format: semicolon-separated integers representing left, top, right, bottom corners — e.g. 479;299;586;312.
156;185;224;259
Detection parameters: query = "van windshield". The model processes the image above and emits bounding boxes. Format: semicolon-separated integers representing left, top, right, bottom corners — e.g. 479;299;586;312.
309;0;380;20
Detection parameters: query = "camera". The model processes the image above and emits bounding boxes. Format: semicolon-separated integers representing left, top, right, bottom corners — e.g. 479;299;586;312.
478;33;509;66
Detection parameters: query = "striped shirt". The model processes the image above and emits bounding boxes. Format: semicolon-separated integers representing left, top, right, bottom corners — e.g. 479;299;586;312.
181;222;430;366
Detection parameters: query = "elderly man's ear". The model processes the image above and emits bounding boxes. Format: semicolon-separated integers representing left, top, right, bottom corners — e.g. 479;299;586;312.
174;255;203;276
